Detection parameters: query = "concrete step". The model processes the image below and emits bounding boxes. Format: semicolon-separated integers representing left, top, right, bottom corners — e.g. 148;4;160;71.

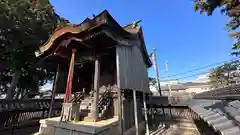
81;98;93;102
80;98;93;105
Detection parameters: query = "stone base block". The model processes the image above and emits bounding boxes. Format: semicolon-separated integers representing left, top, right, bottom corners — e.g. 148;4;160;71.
83;116;99;122
60;103;80;122
35;117;147;135
37;116;119;135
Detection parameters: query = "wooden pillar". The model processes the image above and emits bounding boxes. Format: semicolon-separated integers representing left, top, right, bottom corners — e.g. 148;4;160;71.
91;59;100;121
118;89;123;135
133;90;139;135
143;93;150;135
149;93;154;126
121;93;125;131
64;49;76;103
48;64;60;118
116;47;123;135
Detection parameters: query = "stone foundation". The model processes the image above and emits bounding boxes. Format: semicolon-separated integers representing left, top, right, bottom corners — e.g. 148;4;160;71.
35;117;146;135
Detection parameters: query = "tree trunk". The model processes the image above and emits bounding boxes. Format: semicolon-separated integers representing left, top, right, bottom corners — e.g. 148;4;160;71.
6;70;21;100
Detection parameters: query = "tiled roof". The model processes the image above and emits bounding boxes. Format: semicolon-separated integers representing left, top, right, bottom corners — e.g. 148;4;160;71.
160;82;209;91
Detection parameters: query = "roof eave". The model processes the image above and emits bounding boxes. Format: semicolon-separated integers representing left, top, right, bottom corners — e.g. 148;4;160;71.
35;10;131;58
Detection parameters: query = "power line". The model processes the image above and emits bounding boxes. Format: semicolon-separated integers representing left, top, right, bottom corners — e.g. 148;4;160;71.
160;71;209;82
160;57;240;79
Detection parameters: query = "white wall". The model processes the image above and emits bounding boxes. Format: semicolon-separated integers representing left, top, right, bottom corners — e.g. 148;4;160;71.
185;86;210;94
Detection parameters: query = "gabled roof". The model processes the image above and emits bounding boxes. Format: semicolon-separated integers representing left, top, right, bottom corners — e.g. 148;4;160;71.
123;24;152;67
35;10;152;67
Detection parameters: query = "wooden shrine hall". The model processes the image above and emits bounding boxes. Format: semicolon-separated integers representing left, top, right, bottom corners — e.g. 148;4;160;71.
35;10;152;135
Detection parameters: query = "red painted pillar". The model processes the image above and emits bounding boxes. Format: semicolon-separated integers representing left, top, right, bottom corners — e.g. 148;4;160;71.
64;49;76;103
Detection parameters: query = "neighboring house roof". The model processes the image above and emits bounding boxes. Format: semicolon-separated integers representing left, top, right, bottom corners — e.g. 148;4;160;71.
183;82;210;87
160;82;210;91
161;84;187;91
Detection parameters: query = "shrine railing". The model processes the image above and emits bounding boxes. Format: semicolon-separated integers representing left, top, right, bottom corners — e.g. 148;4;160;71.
98;87;113;119
0;99;62;132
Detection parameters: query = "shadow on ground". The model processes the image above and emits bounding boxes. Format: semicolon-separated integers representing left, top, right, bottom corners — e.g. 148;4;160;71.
193;119;219;135
0;125;39;135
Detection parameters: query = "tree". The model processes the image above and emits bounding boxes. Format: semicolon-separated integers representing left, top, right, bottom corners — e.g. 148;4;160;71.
0;0;69;99
149;77;157;86
194;0;240;55
209;60;240;88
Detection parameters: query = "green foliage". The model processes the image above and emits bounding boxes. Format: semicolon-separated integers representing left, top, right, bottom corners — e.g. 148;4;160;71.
194;0;240;55
209;60;240;88
0;0;69;98
149;77;157;86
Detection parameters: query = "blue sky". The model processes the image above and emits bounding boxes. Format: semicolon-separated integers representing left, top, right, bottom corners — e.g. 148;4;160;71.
50;0;236;83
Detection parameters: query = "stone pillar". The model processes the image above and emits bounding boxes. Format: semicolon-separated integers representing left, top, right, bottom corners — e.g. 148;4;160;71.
90;59;100;122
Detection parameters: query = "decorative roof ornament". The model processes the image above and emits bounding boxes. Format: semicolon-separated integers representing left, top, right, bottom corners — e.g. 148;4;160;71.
132;20;142;28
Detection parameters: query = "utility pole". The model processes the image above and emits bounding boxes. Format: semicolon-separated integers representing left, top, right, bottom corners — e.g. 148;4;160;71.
151;48;162;96
165;60;172;97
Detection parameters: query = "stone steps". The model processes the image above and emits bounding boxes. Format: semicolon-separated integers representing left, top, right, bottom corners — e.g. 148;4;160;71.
78;89;112;120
